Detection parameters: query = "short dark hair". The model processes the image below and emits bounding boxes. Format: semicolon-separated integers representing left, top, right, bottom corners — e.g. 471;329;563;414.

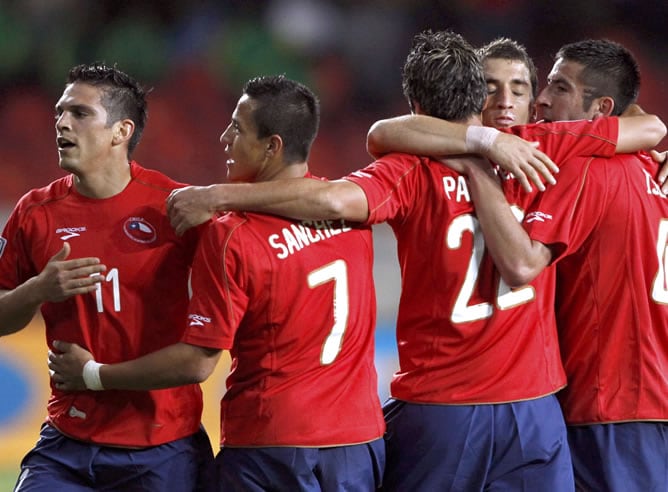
242;75;320;163
556;39;640;116
401;29;486;121
478;37;538;100
67;62;148;156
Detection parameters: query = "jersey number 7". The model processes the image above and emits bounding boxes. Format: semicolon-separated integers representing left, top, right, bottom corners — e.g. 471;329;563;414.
308;259;349;365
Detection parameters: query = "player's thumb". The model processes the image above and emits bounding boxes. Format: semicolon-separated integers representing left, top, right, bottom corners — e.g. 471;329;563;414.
51;242;71;262
53;340;70;352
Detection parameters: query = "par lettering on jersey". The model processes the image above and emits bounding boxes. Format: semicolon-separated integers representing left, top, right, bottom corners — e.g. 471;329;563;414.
0;237;6;258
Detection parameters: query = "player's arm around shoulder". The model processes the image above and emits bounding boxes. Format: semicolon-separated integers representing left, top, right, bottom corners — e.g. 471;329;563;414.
366;114;469;158
174;178;369;223
617;104;666;152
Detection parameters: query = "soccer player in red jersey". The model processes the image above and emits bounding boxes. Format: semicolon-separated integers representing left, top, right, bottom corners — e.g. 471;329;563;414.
460;39;668;492
150;32;662;490
0;64;213;491
359;38;667;491
50;75;385;491
117;30;663;491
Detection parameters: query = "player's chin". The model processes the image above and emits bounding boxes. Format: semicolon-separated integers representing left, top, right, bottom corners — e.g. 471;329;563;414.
493;120;515;129
58;158;78;172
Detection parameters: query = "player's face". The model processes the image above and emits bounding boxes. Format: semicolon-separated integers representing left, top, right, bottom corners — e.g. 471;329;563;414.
482;58;534;128
536;58;597;122
220;95;271;183
55;82;119;174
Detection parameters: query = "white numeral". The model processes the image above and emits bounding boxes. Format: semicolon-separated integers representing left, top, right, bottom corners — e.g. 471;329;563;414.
447;209;534;323
308;260;349;365
93;267;121;313
651;219;668;304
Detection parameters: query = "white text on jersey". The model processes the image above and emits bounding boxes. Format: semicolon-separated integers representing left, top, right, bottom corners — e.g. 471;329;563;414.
56;226;87;240
188;313;212;327
442;176;472;202
643;168;667;198
269;219;352;260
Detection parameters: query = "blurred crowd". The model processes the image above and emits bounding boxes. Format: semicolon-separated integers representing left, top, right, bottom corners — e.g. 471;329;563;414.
0;0;666;207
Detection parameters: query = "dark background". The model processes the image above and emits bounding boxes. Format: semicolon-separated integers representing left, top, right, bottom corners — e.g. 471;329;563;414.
0;0;666;209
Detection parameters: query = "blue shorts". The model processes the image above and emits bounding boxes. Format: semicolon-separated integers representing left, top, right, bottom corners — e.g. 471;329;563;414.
382;396;574;491
14;423;215;492
216;439;385;492
568;422;668;492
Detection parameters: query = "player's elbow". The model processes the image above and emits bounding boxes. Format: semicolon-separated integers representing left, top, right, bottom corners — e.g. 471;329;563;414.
496;249;549;287
180;345;220;384
366;119;392;158
648;116;667;147
182;359;215;384
499;262;541;288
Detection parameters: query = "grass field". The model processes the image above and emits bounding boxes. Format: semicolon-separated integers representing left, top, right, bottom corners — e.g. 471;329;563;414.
0;469;16;491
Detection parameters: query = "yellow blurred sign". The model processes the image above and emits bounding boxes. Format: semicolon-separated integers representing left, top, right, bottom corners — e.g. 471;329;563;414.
0;316;230;472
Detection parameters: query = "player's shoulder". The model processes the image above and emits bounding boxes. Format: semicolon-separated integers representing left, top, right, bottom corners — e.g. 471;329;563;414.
376;151;425;164
206;211;249;238
130;161;189;192
590;151;650;169
354;152;428;177
14;175;72;212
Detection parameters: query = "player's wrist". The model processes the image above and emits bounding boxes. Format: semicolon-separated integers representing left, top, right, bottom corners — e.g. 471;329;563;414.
82;360;105;391
465;125;500;156
206;184;227;213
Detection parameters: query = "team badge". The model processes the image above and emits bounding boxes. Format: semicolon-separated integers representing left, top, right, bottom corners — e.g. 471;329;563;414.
0;237;6;258
123;217;157;244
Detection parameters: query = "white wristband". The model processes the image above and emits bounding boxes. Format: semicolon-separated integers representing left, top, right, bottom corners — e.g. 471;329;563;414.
465;125;500;154
82;360;105;391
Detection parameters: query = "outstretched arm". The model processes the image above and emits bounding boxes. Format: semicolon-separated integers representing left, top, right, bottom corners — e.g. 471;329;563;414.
167;179;369;236
366;115;557;193
0;243;105;336
49;340;221;391
615;104;666;152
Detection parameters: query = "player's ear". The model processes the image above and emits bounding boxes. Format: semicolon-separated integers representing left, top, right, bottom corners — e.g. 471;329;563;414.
592;96;615;118
265;135;282;157
112;119;135;146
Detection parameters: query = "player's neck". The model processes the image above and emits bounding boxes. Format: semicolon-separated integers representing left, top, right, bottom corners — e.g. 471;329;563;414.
73;160;133;199
262;161;309;182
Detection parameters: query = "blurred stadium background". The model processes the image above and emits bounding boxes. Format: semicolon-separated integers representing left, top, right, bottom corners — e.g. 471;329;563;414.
0;1;666;488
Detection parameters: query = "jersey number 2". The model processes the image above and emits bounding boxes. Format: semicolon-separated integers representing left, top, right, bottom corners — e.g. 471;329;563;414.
447;211;534;323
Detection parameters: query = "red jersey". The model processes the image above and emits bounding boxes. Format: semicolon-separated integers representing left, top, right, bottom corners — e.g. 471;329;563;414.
502;117;619;206
524;152;668;424
345;118;618;404
0;161;202;447
182;175;384;447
